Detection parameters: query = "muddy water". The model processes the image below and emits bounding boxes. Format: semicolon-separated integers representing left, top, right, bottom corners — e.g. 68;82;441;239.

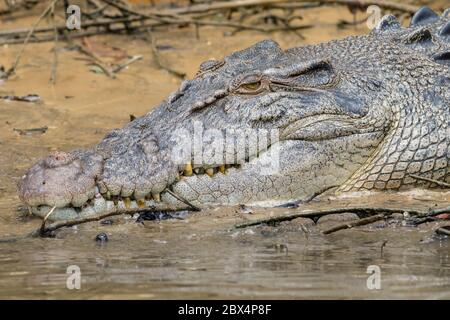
1;5;450;299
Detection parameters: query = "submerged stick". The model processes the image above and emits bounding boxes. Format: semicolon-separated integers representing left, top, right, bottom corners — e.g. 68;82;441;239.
322;213;390;234
436;227;450;236
234;206;450;229
111;55;143;74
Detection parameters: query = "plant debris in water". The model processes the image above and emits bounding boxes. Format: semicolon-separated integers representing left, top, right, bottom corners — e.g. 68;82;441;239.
13;126;48;135
435;225;450;236
136;210;189;223
0;94;41;103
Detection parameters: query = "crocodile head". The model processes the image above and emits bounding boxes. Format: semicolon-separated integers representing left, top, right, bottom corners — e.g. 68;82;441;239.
18;8;450;220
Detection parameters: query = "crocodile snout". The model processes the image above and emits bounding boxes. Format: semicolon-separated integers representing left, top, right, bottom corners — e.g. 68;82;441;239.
18;150;103;209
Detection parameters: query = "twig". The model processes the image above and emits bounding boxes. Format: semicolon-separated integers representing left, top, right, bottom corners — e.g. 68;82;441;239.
145;30;186;80
33;206;192;237
39;206;56;236
409;174;450;188
13;126;48;135
142;0;419;16
234;206;450;229
165;189;201;211
322;213;390;234
319;0;420;14
49;1;58;84
321;205;450;234
0;204;194;242
74;44;115;78
4;0;60;78
102;0;312;35
101;0;179;23
0;2;313;46
111;54;143;73
277;185;338;208
0;16;150;37
280;18;305;39
380;239;388;257
436;227;450;236
416;206;450;218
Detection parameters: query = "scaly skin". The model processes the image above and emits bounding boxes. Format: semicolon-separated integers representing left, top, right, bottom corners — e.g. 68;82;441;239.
18;7;449;220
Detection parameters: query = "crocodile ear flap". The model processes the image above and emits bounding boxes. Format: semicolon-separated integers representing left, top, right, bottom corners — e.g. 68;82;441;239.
439;22;450;42
402;27;433;46
264;59;335;88
410;6;439;27
374;15;401;33
265;59;332;78
433;51;450;66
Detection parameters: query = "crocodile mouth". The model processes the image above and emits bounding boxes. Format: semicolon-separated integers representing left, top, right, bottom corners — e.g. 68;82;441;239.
21;114;372;221
27;163;244;221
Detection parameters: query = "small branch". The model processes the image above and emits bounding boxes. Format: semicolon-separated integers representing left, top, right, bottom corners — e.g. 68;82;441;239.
49;1;58;84
4;0;60;79
143;0;419;16
74;44;115;78
234;206;450;229
33;206;191;237
33;209;133;237
1;205;195;242
409;174;450;188
39;206;56;236
111;54;143;73
165;189;201;211
436;227;450;236
320;0;420;14
145;30;186;80
417;206;450;218
322;213;389;234
102;0;293;33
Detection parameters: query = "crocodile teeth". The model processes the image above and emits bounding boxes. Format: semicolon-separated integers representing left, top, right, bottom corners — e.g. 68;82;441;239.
206;168;215;177
124;197;131;208
97;181;108;194
145;193;153;200
218;165;225;174
184;163;193;176
137;199;146;208
152;192;161;202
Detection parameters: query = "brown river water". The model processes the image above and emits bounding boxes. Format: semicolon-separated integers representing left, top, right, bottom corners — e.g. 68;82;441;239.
0;4;449;299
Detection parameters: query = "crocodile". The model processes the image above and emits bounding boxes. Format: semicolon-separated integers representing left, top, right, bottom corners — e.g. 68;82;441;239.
18;7;449;220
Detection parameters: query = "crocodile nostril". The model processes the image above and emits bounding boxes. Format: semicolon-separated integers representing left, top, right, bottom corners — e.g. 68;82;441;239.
45;151;73;168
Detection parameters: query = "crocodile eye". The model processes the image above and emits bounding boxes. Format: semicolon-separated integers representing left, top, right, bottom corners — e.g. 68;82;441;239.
241;81;262;91
231;73;266;94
